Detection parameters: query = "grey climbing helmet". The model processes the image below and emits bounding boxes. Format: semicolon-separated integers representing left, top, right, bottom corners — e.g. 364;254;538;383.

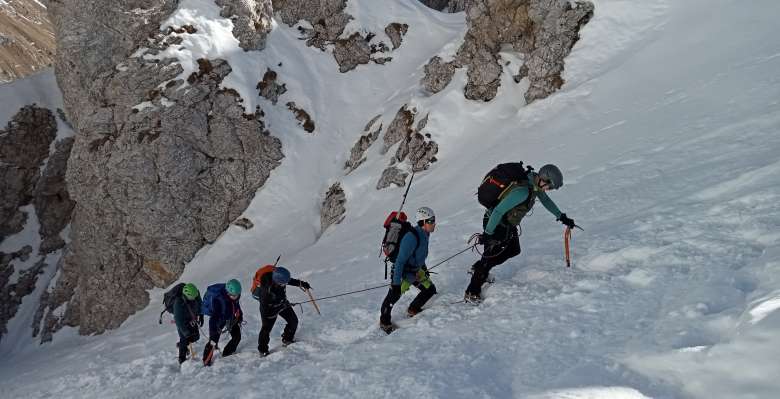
538;164;563;189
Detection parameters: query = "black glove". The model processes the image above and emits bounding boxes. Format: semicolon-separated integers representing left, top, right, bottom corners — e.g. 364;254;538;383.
198;314;204;327
421;265;430;278
299;281;311;290
558;213;575;228
477;233;502;250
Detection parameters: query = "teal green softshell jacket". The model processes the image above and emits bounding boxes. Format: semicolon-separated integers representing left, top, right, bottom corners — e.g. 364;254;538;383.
484;172;564;235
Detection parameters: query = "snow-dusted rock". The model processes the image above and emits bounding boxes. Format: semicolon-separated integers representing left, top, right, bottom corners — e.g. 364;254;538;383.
345;114;382;173
33;137;75;254
320;183;346;232
0;253;45;341
422;0;593;102
39;1;284;338
214;0;273;51
376;166;409;190
0;105;57;240
418;0;467;13
257;68;287;105
381;105;416;154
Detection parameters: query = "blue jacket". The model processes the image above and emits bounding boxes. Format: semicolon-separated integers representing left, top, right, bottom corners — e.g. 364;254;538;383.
484;172;563;235
202;284;242;333
392;225;430;286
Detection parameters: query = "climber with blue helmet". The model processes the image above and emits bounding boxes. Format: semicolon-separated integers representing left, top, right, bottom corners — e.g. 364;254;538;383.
251;265;311;356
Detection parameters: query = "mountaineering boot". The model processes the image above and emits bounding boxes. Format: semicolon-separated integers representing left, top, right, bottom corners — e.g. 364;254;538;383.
407;308;419;318
379;322;395;335
464;292;482;304
282;338;296;347
259;350;270;357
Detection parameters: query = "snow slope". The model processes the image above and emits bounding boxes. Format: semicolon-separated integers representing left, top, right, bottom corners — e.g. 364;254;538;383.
2;0;780;398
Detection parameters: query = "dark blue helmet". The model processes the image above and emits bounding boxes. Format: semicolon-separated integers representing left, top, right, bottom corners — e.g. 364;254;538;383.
272;267;291;285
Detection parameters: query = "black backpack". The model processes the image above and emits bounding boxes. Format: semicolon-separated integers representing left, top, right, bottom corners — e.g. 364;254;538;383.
477;162;532;209
381;211;421;279
158;282;186;324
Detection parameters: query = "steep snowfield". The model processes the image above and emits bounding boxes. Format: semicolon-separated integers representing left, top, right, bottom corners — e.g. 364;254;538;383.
2;0;780;398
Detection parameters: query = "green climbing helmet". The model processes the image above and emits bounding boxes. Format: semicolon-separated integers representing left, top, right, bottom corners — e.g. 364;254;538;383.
182;283;199;300
226;279;242;297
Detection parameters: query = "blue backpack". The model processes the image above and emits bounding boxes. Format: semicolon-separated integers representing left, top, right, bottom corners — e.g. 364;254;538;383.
201;284;225;317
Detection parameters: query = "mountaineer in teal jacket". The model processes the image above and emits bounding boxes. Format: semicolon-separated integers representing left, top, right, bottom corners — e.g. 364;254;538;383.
465;164;576;302
380;206;438;334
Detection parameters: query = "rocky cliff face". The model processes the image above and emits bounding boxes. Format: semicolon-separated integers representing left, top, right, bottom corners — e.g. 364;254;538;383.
421;0;593;103
36;0;283;337
0;0;55;83
0;105;74;342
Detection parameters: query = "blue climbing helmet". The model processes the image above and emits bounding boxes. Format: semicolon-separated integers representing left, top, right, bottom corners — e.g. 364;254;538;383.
272;267;291;285
225;279;242;297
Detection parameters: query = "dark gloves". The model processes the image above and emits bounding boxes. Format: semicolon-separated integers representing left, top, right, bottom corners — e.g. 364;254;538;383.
198;314;204;327
558;213;575;228
299;281;311;290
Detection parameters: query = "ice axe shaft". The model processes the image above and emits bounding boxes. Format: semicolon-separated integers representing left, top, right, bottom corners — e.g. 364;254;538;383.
304;288;321;315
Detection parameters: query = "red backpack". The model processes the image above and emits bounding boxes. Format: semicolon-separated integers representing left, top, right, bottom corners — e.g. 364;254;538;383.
251;265;275;299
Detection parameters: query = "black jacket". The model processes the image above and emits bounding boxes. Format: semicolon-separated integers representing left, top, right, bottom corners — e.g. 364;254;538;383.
173;296;201;338
252;272;304;317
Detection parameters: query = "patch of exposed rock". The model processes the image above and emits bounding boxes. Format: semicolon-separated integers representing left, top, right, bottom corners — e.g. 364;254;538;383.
286;102;316;133
377;107;438;189
34;138;76;254
384;23;409;50
376;166;409;190
233;217;254;230
0;0;55;82
0;248;45;341
344;114;382;173
214;0;273;51
417;0;467;13
273;0;405;72
421;0;593;103
320;183;346;232
257;68;287;104
39;0;285;338
0;105;58;240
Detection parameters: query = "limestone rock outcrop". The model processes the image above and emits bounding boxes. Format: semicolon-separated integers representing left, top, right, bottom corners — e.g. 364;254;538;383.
273;0;405;72
257;68;287;104
36;0;284;338
214;0;273;51
345;114;382;173
378;106;438;189
320;183;346;232
0;105;58;240
376;167;409;190
421;0;593;103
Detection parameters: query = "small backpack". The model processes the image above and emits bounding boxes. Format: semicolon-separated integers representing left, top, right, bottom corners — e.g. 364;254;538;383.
251;265;276;300
381;211;420;279
477;162;532;209
201;284;225;317
158;282;190;324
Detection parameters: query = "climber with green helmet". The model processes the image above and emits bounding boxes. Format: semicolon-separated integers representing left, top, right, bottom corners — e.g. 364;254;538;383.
172;283;203;364
201;279;244;365
465;163;576;303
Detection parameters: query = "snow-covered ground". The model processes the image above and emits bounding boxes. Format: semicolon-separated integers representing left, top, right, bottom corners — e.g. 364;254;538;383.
2;0;780;398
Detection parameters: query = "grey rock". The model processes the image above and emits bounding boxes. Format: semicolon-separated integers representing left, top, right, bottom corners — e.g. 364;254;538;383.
384;23;408;50
40;0;285;338
381;105;415;154
320;182;346;232
286;102;316;133
418;0;467;12
421;56;457;94
395;132;439;172
0;105;58;240
274;0;398;72
376;167;409;190
333;33;371;73
214;0;274;51
257;68;287;104
33;138;76;254
421;0;593;103
345;114;382;173
1;254;46;342
233;217;254;230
